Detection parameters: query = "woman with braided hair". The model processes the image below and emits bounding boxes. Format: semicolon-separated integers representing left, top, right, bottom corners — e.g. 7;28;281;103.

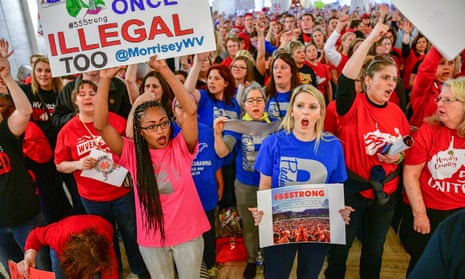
94;56;210;279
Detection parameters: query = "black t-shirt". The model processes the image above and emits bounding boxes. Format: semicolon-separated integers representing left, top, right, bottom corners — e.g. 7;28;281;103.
0;120;41;227
298;64;318;87
20;84;58;148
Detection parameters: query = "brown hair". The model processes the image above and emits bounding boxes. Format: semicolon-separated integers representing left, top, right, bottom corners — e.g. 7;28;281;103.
139;71;174;119
31;57;63;95
206;64;236;105
60;228;113;279
265;52;300;99
71;80;98;113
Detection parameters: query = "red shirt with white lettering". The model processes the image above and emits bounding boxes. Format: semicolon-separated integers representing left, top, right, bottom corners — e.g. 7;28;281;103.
403;122;465;210
54;113;129;201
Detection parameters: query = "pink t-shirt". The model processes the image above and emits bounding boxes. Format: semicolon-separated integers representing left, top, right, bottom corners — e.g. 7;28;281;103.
119;134;210;247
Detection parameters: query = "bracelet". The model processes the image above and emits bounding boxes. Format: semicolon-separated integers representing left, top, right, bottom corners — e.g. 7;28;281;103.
24;249;37;258
394;153;404;165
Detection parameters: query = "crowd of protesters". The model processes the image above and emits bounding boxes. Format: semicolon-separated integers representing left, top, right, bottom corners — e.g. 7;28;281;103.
1;2;465;279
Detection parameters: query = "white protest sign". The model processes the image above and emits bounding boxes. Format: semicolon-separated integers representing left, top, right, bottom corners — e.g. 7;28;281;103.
392;0;465;60
38;0;216;76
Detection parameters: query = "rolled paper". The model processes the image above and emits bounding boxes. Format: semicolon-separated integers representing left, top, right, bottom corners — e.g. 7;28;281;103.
387;135;414;155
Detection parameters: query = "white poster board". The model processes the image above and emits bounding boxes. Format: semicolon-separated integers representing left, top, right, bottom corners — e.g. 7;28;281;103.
257;183;346;248
38;0;216;76
392;0;465;60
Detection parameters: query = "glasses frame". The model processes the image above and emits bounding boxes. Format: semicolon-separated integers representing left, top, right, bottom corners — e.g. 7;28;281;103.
139;120;171;133
434;96;464;105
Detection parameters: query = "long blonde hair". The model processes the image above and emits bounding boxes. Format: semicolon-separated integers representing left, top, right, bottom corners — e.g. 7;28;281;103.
31;57;63;95
281;84;330;151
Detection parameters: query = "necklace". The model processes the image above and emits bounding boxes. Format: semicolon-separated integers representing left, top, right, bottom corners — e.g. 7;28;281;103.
80;116;103;150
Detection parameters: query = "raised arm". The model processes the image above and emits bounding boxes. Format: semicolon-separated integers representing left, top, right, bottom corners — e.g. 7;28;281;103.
94;67;126;156
0;38;14;58
148;56;198;153
336;18;389;116
255;20;267;75
0;54;32;136
342;19;388;79
324;15;349;67
125;63;141;104
184;53;209;102
213;116;231;158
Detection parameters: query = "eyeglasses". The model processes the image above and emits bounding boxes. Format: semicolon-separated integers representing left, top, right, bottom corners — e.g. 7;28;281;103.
245;97;265;105
231;65;247;70
434;96;464;105
140;120;171;132
366;55;396;73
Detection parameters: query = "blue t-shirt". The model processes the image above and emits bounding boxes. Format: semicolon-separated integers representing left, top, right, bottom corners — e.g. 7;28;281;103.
254;130;347;188
234;117;279;186
173;122;222;211
197;89;241;166
265;91;292;119
197;89;241;127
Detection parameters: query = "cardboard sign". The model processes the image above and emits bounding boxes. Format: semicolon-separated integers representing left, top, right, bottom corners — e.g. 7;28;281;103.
38;0;216;76
8;260;56;279
392;0;465;60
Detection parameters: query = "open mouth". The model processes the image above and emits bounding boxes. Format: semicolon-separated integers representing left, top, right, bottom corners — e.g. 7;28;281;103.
301;118;309;127
157;136;167;146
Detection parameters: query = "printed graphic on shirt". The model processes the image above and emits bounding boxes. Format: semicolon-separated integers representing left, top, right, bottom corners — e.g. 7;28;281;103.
153;161;179;194
31;101;55;122
316;76;326;86
213;106;238;120
279;156;328;187
192;141;212;176
299;72;313;84
76;135;109;156
242;134;259;172
268;100;289;119
427;137;465;182
0;149;11;175
364;125;403;156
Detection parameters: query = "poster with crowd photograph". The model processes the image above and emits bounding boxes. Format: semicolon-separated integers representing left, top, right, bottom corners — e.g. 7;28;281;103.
257;184;346;248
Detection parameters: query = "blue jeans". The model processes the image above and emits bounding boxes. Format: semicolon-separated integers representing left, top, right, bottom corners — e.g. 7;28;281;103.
139;236;204;279
264;243;328;279
0;213;51;275
325;191;397;279
81;191;148;276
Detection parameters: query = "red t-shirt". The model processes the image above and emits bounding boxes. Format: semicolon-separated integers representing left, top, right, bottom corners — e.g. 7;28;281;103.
324;100;338;135
25;215;118;279
402;50;425;90
337;94;411;199
410;47;443;128
54;113;129;201
403;123;465;210
309;62;331;98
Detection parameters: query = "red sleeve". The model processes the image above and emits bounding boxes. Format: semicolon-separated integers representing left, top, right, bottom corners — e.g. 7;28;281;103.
23;122;52;163
24;222;65;253
409;47;443;127
24;215;118;279
324;101;338;135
